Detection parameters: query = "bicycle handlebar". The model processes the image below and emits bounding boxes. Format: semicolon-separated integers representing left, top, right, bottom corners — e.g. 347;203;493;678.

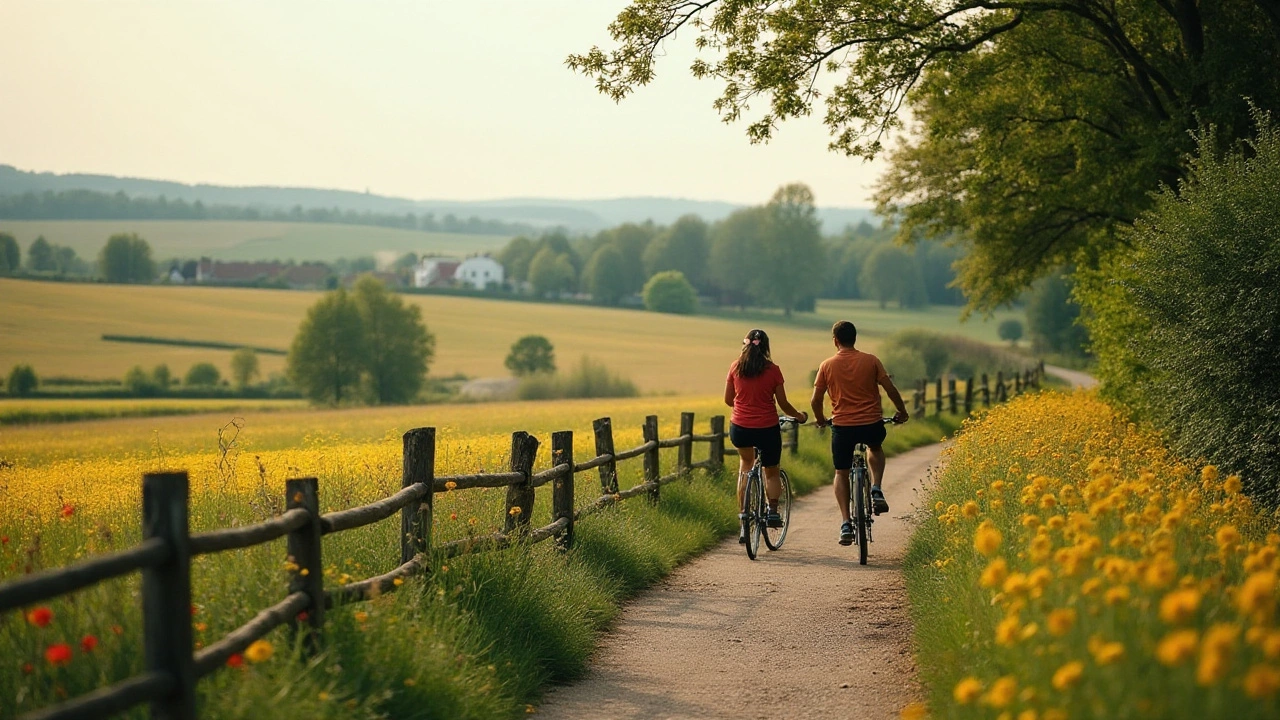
779;415;806;427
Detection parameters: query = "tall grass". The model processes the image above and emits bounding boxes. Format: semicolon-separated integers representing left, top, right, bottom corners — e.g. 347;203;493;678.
516;356;638;401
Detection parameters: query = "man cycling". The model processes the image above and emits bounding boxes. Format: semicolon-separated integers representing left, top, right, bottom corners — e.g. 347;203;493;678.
810;321;909;546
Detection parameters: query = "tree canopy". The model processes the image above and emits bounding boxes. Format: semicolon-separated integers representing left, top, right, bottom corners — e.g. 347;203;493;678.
98;233;155;284
505;335;557;376
572;0;1280;308
353;275;435;404
288;288;368;405
0;232;19;274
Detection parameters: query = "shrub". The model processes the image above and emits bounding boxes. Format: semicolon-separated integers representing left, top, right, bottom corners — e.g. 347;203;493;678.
6;364;38;396
877;345;926;385
185;362;222;387
642;271;697;314
1078;110;1280;499
997;319;1023;346
230;348;260;389
505;335;556;376
516;356;638;400
122;365;160;397
152;364;172;389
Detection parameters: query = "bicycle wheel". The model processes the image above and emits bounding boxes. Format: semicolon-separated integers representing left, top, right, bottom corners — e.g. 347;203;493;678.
744;469;764;560
853;467;869;565
764;469;792;551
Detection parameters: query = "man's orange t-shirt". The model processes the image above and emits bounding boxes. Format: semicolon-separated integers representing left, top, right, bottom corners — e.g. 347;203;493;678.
814;348;889;426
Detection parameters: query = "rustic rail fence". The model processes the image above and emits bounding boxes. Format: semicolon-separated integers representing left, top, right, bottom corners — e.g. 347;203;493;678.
0;362;1041;720
908;361;1045;419
0;411;769;720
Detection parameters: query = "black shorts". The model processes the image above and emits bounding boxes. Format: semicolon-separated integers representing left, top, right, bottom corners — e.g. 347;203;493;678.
830;422;887;470
729;423;783;467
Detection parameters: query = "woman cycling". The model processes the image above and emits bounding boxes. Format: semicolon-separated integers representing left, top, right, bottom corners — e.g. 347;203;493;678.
725;328;808;541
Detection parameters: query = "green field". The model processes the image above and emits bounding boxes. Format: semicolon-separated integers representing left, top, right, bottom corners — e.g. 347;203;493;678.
0;219;510;262
714;298;1026;345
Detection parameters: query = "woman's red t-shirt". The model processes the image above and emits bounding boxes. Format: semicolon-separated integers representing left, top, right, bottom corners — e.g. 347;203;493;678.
727;361;785;428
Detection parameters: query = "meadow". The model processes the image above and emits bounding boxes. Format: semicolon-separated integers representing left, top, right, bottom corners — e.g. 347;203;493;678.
904;391;1280;718
0;220;510;263
0;398;306;427
0;279;853;394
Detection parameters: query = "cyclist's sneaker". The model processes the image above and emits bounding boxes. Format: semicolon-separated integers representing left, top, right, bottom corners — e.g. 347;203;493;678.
766;509;784;528
838;521;855;546
871;486;890;515
739;514;749;544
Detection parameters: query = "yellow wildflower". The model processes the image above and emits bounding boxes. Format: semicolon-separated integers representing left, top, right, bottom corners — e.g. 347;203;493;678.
1156;629;1199;666
980;558;1010;589
899;701;928;720
1243;664;1280;698
244;639;274;663
1051;661;1084;691
1216;524;1241;551
962;501;980;519
1104;585;1131;606
974;521;1003;557
984;676;1017;707
1159;588;1201;624
1196;624;1238;686
354;611;369;623
1224;474;1242;494
1047;608;1076;637
953;677;983;704
1237;571;1278;618
996;616;1021;646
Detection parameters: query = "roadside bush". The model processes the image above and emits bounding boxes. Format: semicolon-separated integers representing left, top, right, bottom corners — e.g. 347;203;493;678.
6;364;38;396
1078;110;1280;500
642;270;697;314
878;344;926;385
122;365;161;397
880;330;1024;381
998;319;1023;346
516;356;638;400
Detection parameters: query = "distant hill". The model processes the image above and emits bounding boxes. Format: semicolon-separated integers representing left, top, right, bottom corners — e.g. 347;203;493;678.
0;165;876;233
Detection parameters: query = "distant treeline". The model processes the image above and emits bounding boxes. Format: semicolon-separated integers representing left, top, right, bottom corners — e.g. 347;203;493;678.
0;189;535;236
100;334;288;356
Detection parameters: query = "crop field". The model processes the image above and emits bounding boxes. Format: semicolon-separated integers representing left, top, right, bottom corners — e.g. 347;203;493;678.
813;298;1025;345
0;398;306;426
0;279;855;393
0;220;510;262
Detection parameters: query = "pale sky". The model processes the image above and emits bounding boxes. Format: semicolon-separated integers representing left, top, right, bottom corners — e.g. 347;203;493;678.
0;1;886;207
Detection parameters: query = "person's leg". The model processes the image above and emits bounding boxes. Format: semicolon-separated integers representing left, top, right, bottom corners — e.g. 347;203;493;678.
831;426;856;544
868;444;886;487
736;446;756;511
763;465;782;506
834;469;851;522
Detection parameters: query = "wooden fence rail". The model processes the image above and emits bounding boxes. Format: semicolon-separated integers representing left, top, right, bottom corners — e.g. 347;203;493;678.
1;411;738;720
910;361;1045;419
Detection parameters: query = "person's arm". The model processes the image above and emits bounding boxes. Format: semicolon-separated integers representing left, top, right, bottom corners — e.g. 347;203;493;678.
810;369;829;427
774;383;808;423
879;376;909;423
724;375;736;408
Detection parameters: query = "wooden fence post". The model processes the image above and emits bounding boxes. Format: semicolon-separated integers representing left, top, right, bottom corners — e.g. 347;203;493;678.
789;419;800;456
709;415;725;471
1015;372;1023;394
912;381;923;416
551;430;574;550
678;412;694;475
141;471;195;720
948;378;957;414
935;377;943;415
505;432;539;533
286;477;323;653
982;373;990;407
592;417;618;494
996;371;1006;402
964;377;974;414
401;427;434;564
644;415;660;504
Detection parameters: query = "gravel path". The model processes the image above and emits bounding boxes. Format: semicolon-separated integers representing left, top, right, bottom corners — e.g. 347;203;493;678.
1044;364;1098;389
537;443;944;720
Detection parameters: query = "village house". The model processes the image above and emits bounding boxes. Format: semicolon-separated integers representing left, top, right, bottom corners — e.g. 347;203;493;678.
454;256;504;289
412;257;460;288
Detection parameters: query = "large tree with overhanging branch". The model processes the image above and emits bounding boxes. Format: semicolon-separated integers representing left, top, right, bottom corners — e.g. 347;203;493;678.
569;0;1280;309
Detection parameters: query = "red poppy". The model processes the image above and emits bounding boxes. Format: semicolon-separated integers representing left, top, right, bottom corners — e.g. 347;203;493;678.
190;604;199;616
80;635;99;653
297;611;309;622
1;535;9;544
26;607;53;628
21;662;33;675
45;643;73;666
60;504;75;519
110;625;124;636
226;653;244;668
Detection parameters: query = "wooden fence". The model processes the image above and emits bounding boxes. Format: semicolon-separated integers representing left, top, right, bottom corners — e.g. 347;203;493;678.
909;361;1045;418
0;412;747;720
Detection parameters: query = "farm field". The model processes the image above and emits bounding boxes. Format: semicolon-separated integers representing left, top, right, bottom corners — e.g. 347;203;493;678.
0;219;510;262
814;298;1025;345
0;278;855;393
0;397;306;426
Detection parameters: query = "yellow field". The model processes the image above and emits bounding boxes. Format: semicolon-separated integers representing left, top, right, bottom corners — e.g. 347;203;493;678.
0;219;509;262
0;397;306;425
0;278;854;394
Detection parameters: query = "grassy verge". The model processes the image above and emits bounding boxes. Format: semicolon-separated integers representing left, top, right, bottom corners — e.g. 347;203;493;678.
1;409;959;719
904;391;1280;719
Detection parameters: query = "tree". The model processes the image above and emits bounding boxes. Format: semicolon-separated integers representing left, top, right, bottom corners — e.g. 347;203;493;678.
1026;272;1088;355
152;364;172;389
288;288;367;404
0;232;18;274
860;244;928;309
643;270;697;314
26;236;55;272
584;244;628;305
998;320;1024;347
572;2;1280;309
123;366;159;397
498;236;537;285
709;206;770;309
643;215;710;291
54;246;83;275
98;233;155;283
6;364;38;396
352;275;435;404
528;247;576;298
230;348;260;389
185;362;221;386
505;335;557;376
594;222;657;295
753;184;826;316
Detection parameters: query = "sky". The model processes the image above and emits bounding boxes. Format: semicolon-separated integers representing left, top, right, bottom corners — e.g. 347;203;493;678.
0;1;886;207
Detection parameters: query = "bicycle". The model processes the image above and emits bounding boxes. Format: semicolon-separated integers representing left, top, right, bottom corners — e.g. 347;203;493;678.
847;417;899;565
741;416;800;560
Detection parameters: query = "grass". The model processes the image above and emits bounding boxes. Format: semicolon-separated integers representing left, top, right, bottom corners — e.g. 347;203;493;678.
0;278;859;393
903;391;1280;719
0;220;510;263
0;398;306;426
711;298;1027;345
0;390;966;719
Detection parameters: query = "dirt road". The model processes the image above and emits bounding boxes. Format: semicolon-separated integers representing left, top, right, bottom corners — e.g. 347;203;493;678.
1044;364;1098;389
538;443;944;720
